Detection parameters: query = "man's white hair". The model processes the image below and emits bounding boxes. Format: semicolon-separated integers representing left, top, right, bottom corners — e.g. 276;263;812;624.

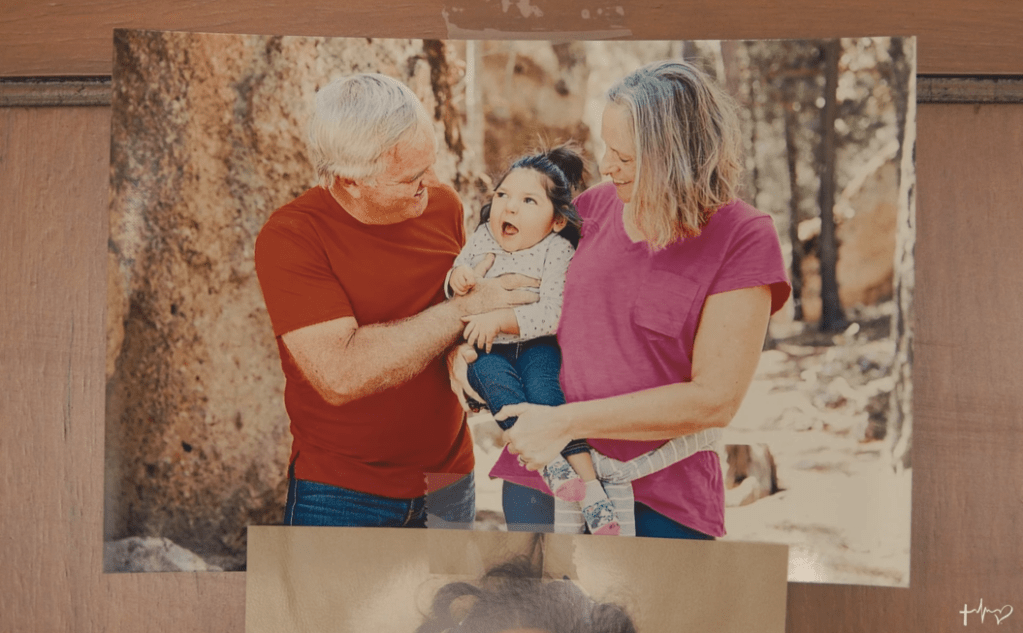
307;74;430;187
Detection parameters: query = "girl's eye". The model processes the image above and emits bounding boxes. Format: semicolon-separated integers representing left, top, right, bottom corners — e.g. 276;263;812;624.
495;191;507;198
524;197;536;204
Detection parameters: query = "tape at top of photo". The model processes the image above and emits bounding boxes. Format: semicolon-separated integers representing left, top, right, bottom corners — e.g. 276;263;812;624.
441;2;631;40
426;531;580;580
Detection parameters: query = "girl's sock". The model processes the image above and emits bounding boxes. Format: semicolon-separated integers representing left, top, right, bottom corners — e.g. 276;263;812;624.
541;454;585;502
581;479;620;536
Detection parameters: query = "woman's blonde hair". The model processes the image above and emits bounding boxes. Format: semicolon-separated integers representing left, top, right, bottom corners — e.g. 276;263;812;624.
607;59;743;249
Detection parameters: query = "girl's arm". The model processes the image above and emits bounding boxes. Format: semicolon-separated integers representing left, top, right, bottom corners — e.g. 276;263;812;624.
498;284;772;469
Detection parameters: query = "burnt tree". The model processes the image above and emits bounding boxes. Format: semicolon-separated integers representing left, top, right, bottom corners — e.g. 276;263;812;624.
887;38;916;471
817;39;845;332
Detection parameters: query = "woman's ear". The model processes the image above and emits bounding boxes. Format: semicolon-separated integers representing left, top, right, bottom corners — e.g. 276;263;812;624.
552;215;568;232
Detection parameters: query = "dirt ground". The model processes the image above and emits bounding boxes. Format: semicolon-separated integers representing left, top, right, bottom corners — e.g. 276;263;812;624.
470;305;912;587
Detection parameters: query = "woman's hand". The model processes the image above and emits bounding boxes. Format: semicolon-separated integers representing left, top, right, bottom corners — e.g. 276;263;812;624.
446;343;481;412
496;403;574;470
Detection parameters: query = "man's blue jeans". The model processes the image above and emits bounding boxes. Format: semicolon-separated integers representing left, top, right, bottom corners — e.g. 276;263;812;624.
284;469;475;529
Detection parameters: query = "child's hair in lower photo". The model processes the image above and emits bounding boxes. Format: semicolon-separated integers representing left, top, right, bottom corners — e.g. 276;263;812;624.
480;142;589;247
414;556;637;633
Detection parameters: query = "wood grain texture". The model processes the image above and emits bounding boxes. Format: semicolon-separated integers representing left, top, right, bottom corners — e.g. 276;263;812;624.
0;106;244;632
2;0;1023;76
9;77;1023;109
3;2;1023;626
788;103;1023;632
3;102;1023;632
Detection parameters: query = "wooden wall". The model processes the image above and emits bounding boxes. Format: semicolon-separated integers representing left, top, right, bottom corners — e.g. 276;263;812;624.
2;2;1021;631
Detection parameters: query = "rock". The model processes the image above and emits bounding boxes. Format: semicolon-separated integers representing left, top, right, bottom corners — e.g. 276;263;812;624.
469;413;504;452
858;384;892;441
723;444;779;507
474;510;507;531
104;536;223;573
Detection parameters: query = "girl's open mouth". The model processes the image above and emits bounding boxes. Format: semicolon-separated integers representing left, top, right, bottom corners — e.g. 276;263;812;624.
502;222;518;236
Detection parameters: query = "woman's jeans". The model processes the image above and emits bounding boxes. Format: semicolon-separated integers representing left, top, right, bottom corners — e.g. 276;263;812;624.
502;481;713;539
284;467;475;529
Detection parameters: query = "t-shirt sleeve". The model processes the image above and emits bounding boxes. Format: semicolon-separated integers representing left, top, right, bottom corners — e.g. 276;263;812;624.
707;214;791;314
512;236;574;340
254;215;354;337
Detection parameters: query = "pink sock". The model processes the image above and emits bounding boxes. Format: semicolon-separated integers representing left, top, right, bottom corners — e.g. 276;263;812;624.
553;478;586;502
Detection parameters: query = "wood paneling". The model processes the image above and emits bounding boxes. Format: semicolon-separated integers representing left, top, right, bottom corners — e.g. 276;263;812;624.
3;102;1023;633
3;1;1023;630
788;103;1023;631
1;0;1023;76
0;106;245;632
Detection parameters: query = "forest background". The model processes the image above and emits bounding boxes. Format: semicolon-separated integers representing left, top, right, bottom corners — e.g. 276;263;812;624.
104;31;915;586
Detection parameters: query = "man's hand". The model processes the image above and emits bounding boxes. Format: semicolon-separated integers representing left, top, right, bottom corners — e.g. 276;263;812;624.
447;343;482;412
449;265;476;296
453;253;540;316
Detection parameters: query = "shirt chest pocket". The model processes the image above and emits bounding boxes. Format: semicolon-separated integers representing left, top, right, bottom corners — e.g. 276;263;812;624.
631;269;703;339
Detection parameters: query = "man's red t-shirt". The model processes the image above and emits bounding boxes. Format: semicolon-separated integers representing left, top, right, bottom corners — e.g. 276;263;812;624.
254;184;473;499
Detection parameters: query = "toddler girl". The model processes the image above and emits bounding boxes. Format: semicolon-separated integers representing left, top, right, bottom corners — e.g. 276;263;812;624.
447;145;621;535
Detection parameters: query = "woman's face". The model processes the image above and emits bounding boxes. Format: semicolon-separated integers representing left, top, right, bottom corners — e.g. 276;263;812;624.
599;102;638;204
488;168;565;252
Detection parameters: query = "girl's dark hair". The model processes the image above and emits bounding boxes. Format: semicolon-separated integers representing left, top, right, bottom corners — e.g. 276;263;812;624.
415;557;636;633
480;143;588;248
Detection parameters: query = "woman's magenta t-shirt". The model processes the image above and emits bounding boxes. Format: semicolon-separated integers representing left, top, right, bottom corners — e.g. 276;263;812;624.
490;181;790;536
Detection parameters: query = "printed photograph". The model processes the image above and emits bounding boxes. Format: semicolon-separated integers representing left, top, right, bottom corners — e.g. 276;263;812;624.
245;527;789;633
103;30;915;586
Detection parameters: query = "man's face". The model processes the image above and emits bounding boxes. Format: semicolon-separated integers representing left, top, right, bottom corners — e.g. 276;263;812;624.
356;122;439;224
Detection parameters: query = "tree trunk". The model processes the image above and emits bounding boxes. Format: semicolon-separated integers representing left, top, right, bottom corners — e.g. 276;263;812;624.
887;38;916;472
817;39;844;332
783;97;805;321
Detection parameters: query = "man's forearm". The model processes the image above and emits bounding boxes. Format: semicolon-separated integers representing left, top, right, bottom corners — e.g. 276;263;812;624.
319;300;465;406
286;275;538;407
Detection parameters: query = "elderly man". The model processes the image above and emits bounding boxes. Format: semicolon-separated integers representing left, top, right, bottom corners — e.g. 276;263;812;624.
255;74;535;528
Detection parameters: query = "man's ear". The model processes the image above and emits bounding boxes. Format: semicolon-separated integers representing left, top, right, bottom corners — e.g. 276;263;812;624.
333;175;362;200
552;215;568;232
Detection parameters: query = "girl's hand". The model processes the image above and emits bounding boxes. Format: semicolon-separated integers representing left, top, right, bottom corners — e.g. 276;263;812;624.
461;312;505;353
496;403;573;470
446;343;481;412
449;265;476;296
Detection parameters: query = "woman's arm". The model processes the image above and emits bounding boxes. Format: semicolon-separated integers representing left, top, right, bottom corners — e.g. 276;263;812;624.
499;284;772;469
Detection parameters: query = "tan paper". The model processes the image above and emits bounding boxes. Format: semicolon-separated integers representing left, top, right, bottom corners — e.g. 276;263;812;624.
247;527;788;633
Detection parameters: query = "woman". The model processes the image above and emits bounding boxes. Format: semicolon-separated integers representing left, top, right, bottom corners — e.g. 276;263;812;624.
455;59;790;538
